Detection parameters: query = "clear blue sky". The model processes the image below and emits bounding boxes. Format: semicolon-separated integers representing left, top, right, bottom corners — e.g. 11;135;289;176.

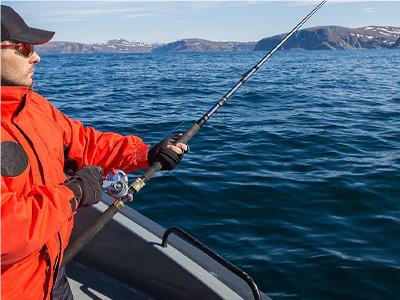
4;1;400;43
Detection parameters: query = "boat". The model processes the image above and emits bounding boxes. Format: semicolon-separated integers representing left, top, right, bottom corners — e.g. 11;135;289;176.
68;195;271;299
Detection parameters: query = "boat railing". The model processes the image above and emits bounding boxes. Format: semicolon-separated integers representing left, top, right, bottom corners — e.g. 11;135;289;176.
161;226;261;300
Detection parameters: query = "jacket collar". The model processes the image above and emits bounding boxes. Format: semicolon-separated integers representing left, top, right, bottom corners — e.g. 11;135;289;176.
1;86;31;120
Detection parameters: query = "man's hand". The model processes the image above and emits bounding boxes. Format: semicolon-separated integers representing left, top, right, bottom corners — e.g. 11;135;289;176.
148;133;189;170
65;166;104;208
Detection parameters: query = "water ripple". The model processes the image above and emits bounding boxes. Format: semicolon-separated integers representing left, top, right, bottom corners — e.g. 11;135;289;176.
35;50;400;300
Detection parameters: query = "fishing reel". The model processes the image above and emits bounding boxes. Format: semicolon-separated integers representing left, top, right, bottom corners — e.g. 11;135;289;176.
102;169;133;202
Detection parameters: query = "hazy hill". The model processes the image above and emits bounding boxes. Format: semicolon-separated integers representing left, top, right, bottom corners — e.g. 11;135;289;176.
152;38;256;53
37;39;161;54
36;41;102;54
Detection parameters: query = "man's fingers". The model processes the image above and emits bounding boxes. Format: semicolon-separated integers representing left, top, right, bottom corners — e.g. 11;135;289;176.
167;145;183;154
167;143;188;154
176;143;188;152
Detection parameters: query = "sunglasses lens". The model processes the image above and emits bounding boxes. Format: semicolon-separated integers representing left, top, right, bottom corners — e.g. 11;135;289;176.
18;44;34;57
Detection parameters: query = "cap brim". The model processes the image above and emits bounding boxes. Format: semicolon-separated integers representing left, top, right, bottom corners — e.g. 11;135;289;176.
10;27;55;45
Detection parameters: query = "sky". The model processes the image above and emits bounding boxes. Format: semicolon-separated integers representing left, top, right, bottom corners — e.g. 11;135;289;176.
4;1;400;43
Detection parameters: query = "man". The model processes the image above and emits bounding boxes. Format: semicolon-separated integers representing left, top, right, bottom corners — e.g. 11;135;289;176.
1;5;188;300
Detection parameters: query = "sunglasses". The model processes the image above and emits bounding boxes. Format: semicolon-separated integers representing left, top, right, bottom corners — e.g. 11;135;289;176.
1;43;34;57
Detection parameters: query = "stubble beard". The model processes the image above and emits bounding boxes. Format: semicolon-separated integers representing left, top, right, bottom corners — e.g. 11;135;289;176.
1;54;34;88
1;73;33;88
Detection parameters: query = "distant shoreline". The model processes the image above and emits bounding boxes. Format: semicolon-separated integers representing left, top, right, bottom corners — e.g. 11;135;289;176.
37;25;400;54
38;48;398;55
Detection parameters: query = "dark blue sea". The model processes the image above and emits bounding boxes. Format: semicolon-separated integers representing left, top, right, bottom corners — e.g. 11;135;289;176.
35;50;400;300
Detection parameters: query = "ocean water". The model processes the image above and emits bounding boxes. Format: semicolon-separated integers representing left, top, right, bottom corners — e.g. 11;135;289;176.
35;50;400;299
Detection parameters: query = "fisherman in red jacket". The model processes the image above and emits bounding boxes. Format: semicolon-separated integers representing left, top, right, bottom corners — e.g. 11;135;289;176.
1;5;188;300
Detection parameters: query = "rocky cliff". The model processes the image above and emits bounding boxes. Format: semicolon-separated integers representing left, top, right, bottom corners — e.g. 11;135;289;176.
254;26;400;51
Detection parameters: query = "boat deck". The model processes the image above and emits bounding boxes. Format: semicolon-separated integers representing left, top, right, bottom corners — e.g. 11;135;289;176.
68;260;153;300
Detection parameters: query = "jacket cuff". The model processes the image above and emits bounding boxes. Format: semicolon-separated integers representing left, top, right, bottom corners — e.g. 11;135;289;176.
64;179;82;211
138;143;150;169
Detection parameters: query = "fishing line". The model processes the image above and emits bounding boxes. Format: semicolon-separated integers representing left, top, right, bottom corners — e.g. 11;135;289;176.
170;120;187;135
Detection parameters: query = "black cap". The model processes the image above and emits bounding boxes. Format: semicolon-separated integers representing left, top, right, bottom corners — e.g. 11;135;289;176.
1;5;54;45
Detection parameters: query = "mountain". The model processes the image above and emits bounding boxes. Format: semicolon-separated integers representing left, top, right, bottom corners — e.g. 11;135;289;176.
36;26;400;54
37;39;162;54
36;41;102;54
90;39;162;53
392;37;400;49
37;38;256;54
152;38;256;53
254;26;400;51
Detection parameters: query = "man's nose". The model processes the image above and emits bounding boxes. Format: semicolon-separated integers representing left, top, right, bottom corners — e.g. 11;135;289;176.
29;51;41;64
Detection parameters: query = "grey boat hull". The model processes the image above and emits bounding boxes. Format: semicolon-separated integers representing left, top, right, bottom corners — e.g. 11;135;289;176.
69;196;270;300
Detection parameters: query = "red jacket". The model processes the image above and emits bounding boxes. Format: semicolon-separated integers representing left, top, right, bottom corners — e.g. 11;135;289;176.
1;86;149;299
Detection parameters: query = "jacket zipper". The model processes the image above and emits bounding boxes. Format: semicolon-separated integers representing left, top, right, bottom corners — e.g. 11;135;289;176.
49;233;63;297
42;246;52;300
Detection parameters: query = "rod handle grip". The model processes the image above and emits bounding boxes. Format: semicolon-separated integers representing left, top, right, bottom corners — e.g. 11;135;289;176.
176;122;201;144
143;161;162;180
143;122;201;181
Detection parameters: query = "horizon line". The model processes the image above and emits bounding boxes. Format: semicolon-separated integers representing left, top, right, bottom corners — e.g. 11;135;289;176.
49;24;400;45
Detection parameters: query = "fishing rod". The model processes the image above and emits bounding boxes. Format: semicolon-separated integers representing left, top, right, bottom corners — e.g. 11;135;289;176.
62;0;327;267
